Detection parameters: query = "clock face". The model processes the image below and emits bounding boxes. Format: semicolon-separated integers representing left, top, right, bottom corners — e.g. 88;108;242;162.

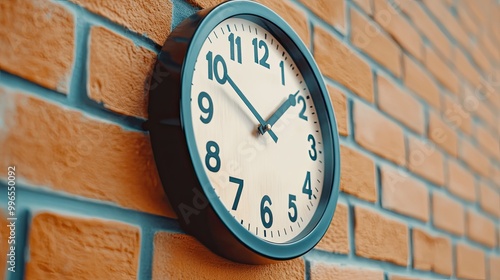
189;17;326;243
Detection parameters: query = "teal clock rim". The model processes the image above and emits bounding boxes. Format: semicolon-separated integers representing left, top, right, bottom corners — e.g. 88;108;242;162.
179;0;341;260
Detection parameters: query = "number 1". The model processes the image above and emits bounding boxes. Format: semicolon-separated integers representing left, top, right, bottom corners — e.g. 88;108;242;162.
280;61;285;86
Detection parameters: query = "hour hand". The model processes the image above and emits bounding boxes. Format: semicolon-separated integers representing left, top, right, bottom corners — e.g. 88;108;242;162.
259;91;300;134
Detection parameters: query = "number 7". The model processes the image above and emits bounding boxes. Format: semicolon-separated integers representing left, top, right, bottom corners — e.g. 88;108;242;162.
229;177;244;210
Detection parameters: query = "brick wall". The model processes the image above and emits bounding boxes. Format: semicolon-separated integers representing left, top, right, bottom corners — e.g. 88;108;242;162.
0;0;499;279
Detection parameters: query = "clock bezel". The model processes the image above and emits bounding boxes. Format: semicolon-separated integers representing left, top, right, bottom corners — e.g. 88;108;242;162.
148;0;340;263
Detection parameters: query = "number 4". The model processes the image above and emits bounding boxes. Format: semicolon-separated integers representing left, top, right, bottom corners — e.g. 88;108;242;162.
302;171;312;200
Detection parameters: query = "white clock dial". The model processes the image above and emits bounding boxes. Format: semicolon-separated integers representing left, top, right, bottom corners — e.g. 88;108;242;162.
190;17;325;243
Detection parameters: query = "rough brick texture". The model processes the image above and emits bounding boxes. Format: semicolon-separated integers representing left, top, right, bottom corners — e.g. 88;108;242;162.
466;211;497;248
403;56;440;109
89;27;157;118
428;111;458;157
351;9;402;77
447;159;476;201
456;243;486;280
69;0;172;45
316;203;349;254
256;0;309;44
354;207;408;266
0;212;7;277
491;256;500;280
0;89;173;217
377;74;424;134
153;232;305;279
0;0;74;93
310;264;384;280
340;145;376;202
26;213;140;279
399;0;451;61
1;0;499;279
407;137;445;186
479;182;500;217
329;86;349;136
299;0;345;32
412;228;453;276
354;101;406;165
432;192;465;236
373;0;423;61
380;166;429;221
314;26;373;102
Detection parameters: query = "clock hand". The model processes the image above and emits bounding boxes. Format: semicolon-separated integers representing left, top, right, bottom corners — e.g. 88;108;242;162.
258;91;300;134
226;75;279;143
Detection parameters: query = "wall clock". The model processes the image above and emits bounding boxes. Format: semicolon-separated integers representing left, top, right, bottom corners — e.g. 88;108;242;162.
147;0;340;264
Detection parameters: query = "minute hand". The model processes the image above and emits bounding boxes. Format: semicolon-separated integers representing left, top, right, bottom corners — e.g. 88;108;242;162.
259;91;300;134
226;75;279;142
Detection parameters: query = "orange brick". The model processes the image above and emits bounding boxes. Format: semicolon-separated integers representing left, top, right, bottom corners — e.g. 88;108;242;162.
424;45;460;95
408;137;445;186
373;0;424;61
186;0;223;8
455;49;482;88
443;94;471;135
314;26;373;102
480;33;500;61
377;74;424;134
456;243;486;280
470;43;492;74
466;211;497;248
398;0;452;61
479;182;500;218
0;89;173;217
460;1;487;31
255;0;309;44
432;192;465;235
491;256;500;280
153;232;305;279
340;146;376;202
354;101;406;165
0;0;74;93
477;123;500;160
310;264;384;280
300;0;345;32
428;111;458;157
403;56;441;109
422;0;469;49
316;203;349;254
460;139;490;178
26;213;140;279
381;165;429;221
474;99;497;130
69;0;171;45
354;0;373;15
412;228;453;276
456;1;479;35
89;27;156;118
0;211;7;276
328;86;349;136
447;159;476;201
493;166;500;187
351;9;402;77
460;81;491;122
354;207;408;266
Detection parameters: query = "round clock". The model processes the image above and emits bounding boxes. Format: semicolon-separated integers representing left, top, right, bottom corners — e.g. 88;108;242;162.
147;0;340;264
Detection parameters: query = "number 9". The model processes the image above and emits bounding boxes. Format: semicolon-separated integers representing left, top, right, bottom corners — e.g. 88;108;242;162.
198;91;213;124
